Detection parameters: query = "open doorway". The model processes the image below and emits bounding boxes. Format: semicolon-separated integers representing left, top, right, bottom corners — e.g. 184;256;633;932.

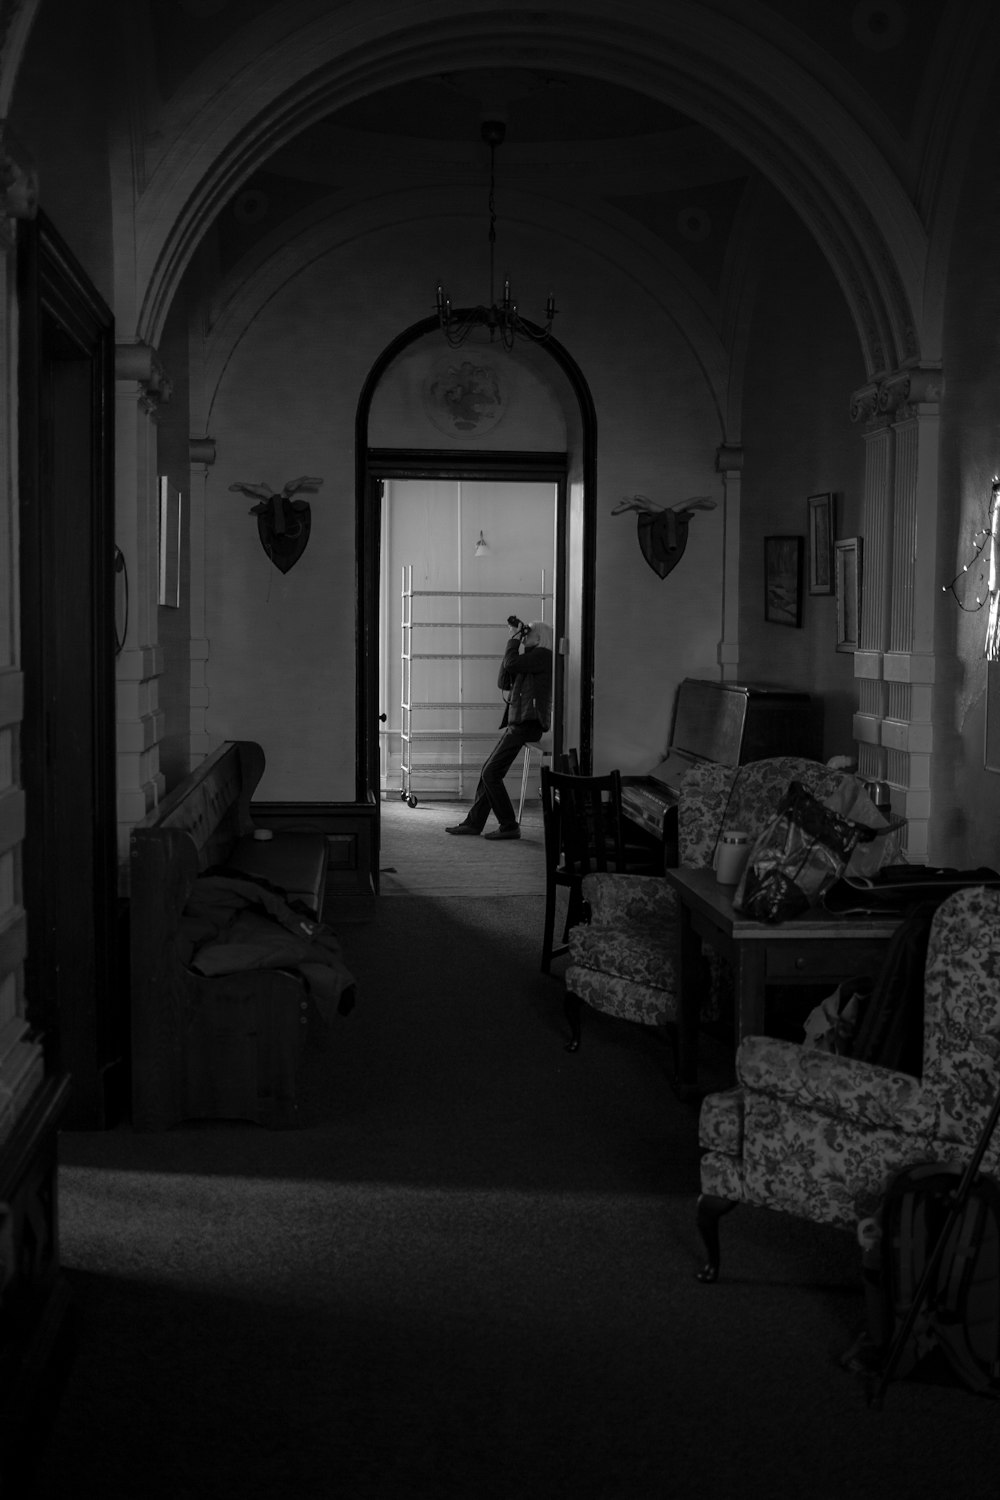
379;475;558;805
355;319;597;890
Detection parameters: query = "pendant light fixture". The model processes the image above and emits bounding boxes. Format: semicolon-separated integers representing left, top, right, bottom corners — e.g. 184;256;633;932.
436;119;557;350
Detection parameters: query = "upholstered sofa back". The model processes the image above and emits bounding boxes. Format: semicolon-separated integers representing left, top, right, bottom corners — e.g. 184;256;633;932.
677;755;858;870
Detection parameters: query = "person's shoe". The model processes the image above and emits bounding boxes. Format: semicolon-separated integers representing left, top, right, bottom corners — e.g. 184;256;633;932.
484;825;520;840
446;823;480;835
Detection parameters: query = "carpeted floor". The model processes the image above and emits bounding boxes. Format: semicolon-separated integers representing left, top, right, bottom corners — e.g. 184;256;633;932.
27;827;1000;1498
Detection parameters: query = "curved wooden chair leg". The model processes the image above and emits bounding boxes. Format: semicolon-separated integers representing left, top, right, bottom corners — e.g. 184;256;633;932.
564;991;582;1052
695;1193;738;1283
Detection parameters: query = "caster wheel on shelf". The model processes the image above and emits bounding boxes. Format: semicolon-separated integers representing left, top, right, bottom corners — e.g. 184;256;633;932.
407;795;418;808
399;789;408;801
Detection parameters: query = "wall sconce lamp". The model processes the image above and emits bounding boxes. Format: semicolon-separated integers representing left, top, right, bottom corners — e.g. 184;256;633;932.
474;530;488;558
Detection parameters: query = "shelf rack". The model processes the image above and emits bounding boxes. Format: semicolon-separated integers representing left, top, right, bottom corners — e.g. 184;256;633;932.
399;564;551;805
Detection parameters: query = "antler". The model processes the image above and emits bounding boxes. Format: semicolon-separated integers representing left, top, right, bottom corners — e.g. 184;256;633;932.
281;476;324;498
611;493;716;516
229;481;276;501
611;494;661;515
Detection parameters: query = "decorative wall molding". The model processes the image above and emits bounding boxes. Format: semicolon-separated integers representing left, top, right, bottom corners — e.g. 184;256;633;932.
189;436;216;465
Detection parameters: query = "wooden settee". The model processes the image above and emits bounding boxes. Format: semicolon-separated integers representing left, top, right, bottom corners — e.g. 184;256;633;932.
129;740;344;1130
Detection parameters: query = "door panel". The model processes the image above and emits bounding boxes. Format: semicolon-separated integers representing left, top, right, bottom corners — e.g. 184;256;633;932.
18;213;119;1127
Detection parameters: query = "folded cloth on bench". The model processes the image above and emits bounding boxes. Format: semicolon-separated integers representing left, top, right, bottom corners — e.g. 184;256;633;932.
179;872;357;1022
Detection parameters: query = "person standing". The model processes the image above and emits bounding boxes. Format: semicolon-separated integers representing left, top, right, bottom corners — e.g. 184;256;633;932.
446;619;553;841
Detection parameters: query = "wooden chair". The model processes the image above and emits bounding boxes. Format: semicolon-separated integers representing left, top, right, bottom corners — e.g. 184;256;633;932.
540;766;657;974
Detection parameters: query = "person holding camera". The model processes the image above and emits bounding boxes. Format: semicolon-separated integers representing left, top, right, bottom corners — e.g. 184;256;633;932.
446;617;553;841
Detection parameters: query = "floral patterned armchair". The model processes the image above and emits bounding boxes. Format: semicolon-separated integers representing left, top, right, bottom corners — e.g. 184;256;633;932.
695;884;1000;1282
562;755;862;1055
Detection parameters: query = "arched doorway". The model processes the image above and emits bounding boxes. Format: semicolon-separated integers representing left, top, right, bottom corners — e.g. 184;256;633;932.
354;316;598;834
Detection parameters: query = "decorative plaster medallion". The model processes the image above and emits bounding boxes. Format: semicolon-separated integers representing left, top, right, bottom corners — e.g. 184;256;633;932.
676;206;711;243
852;1;907;51
422;359;505;438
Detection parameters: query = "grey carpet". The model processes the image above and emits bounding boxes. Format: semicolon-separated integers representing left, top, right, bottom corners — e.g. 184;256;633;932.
30;893;1000;1499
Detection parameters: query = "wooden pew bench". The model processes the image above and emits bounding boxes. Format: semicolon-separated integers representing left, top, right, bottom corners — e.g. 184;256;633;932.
129;740;349;1130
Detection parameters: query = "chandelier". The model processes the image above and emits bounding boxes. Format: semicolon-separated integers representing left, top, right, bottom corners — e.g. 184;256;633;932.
435;119;557;350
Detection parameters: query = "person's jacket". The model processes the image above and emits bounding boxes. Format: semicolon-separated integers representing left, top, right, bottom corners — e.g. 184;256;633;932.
498;640;552;730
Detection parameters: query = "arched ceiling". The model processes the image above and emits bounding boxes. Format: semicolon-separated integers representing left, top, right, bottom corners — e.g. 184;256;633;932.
82;0;994;373
219;66;755;301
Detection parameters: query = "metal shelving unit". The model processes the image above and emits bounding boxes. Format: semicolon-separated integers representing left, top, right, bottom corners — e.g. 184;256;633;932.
399;564;551;806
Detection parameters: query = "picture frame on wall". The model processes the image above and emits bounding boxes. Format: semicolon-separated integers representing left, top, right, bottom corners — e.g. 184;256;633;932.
158;475;182;608
764;535;803;627
807;492;835;595
834;536;862;652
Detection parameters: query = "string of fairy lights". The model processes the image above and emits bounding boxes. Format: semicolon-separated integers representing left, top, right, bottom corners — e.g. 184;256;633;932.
941;475;1000;660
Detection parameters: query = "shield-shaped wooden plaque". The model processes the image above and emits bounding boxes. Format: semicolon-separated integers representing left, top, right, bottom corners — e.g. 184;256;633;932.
257;498;311;574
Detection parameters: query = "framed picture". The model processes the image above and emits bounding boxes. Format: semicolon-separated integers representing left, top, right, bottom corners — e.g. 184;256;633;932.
807;492;835;595
763;535;803;627
834;536;862;652
158;476;182;608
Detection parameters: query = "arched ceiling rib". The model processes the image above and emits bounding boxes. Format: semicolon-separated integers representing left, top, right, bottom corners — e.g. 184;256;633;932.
124;3;928;380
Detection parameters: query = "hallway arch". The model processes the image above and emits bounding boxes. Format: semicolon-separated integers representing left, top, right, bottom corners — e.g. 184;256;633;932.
122;2;925;378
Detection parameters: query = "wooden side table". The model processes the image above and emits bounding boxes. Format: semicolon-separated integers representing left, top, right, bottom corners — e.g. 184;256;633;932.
664;865;900;1094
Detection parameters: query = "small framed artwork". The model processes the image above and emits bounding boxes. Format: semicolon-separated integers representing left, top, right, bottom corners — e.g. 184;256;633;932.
807;492;835;595
158;475;182;608
834;536;862;652
764;535;804;627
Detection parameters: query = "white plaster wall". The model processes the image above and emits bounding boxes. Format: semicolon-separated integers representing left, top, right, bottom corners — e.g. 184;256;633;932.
202;209;724;799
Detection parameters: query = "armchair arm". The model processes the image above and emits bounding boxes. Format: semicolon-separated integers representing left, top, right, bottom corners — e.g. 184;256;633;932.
737;1034;939;1135
580;872;677;925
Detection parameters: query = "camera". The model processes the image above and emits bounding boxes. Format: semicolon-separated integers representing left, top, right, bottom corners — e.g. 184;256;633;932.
507;615;528;637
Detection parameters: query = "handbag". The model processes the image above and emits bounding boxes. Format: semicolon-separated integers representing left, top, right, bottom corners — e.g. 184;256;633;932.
734;779;903;924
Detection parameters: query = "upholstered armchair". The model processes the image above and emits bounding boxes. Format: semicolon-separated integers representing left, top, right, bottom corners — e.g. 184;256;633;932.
695;884;1000;1282
563;754;863;1056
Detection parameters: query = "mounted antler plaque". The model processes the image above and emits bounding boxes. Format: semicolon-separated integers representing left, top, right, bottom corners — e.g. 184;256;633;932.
228;476;323;573
611;493;716;579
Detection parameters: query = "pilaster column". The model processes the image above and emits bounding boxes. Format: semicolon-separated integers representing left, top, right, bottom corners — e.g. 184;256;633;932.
188;436;216;760
715;444;743;680
850;367;943;859
115;342;172;864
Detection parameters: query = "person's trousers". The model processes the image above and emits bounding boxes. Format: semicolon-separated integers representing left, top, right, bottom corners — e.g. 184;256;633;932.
462;721;544;831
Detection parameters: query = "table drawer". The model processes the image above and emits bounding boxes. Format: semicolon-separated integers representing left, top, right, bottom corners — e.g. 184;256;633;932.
766;938;889;982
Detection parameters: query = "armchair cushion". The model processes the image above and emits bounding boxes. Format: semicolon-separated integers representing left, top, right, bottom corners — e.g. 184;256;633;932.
565;963;678;1026
579;871;676;925
737;1034;938;1136
569;922;677;990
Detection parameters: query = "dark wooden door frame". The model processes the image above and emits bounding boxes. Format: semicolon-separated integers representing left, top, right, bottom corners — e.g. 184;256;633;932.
354;317;597;813
18;211;119;1126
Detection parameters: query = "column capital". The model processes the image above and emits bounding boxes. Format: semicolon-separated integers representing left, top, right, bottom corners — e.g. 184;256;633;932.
851;366;943;423
189;436;216;466
116;340;173;408
715;444;743;473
